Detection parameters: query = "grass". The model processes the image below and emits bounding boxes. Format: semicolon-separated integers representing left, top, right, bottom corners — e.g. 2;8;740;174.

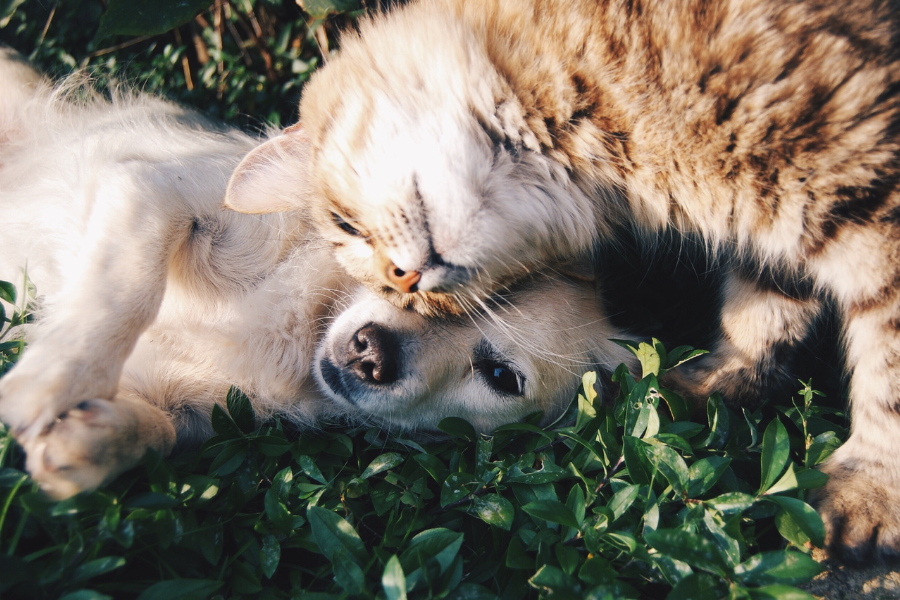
0;1;848;598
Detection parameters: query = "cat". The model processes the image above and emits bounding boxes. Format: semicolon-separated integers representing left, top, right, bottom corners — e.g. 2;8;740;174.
224;0;900;562
0;48;633;498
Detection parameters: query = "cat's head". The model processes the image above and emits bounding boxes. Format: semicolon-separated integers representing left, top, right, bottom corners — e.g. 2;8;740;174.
225;2;598;315
314;273;633;432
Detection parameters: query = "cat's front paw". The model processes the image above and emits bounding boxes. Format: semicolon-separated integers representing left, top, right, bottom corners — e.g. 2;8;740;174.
20;398;176;500
811;456;900;564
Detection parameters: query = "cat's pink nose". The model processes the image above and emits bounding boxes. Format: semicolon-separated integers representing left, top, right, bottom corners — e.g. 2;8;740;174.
387;264;421;293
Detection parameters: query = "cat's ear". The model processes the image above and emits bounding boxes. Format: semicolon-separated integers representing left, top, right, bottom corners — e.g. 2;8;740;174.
224;124;311;214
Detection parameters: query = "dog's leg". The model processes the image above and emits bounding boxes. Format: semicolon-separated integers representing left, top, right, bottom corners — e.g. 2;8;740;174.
663;271;821;408
23;395;176;499
0;163;192;495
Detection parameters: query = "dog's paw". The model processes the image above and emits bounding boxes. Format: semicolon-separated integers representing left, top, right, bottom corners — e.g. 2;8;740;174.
20;398;176;500
811;457;900;564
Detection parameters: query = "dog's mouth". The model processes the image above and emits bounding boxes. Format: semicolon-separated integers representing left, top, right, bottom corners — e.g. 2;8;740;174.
317;358;356;406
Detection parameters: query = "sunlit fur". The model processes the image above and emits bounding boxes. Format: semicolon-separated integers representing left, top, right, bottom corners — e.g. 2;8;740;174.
0;54;350;498
0;52;636;499
226;0;900;562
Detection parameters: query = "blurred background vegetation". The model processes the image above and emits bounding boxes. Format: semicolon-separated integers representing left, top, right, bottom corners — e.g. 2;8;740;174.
0;0;379;129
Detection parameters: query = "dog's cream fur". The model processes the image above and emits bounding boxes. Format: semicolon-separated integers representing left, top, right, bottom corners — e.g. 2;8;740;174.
0;50;633;498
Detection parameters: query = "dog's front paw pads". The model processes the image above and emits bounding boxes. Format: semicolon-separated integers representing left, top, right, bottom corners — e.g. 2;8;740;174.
22;399;143;500
811;462;900;564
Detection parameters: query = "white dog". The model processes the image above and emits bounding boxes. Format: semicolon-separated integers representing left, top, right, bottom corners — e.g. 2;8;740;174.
0;50;633;499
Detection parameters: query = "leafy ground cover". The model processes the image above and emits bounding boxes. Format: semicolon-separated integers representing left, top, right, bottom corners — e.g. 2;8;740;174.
0;275;846;599
0;1;848;598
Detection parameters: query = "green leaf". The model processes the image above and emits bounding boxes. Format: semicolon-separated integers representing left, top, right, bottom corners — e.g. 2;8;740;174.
298;0;360;19
438;417;478;441
759;418;791;494
123;493;178;510
687;457;732;498
96;0;215;41
522;500;580;529
382;555;407;600
644;443;690;496
445;584;499;599
566;484;586;528
665;572;728;600
401;529;464;591
622;436;654;485
606;483;640;521
210;403;243;438
260;535;280;579
528;564;581;596
733;550;823;586
307;505;368;566
616;339;662;378
471;494;514;530
624;375;658;438
747;585;817;600
663;345;708;372
361;452;404;479
701;394;730;449
72;557;126;583
333;548;367;595
492;422;555;442
414;453;449;482
297;454;328;484
576;371;599;430
705;492;756;514
765;463;829;495
806;432;842;467
226;387;255;433
207;442;247;476
769;496;826;548
0;0;26;28
440;472;479;507
59;592;113;600
659;388;690;422
0;280;14;304
136;579;224;600
645;528;729;577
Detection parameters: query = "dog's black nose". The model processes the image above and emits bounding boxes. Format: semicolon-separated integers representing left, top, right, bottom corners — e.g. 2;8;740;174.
346;324;399;384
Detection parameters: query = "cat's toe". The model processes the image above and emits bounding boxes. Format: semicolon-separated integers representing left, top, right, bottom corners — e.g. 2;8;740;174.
811;460;900;564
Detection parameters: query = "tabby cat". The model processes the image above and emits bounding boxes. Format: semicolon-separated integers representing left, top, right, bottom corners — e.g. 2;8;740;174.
225;0;900;562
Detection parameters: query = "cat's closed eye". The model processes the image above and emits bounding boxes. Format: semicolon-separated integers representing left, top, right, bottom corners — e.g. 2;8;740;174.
331;211;363;237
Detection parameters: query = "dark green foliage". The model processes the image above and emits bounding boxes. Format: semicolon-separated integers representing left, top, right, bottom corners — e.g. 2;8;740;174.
0;298;846;597
0;0;359;128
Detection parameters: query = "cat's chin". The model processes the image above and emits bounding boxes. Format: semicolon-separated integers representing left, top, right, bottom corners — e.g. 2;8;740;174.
374;287;469;317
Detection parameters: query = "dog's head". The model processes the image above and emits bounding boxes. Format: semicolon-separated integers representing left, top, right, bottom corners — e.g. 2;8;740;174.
314;274;634;433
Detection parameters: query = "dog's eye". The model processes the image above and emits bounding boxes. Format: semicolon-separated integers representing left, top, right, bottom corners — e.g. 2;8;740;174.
331;212;362;237
476;360;524;396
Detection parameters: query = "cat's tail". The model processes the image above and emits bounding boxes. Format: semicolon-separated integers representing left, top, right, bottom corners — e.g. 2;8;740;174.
0;46;47;149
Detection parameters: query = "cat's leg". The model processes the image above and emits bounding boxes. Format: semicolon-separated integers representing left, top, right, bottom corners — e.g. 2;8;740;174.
810;297;900;562
663;270;821;408
806;228;900;562
0;163;192;495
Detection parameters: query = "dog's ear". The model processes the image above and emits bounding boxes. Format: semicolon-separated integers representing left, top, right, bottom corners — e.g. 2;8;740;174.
224;124;310;214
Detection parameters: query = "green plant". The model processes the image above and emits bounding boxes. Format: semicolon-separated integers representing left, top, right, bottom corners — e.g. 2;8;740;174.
0;289;845;598
0;0;363;128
